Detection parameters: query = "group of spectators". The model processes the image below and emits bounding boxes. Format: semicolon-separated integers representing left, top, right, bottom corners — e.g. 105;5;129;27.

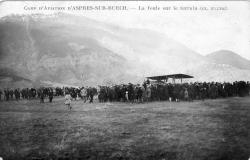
0;80;249;103
97;80;250;102
0;86;97;103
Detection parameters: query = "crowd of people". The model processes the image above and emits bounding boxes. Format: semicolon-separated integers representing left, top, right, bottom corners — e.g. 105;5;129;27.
0;81;249;104
97;80;250;102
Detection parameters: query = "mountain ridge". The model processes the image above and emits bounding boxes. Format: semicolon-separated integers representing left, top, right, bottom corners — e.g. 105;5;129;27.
0;14;250;88
206;50;250;70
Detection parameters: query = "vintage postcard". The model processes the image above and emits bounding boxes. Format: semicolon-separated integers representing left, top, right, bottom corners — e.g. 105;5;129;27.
0;1;249;160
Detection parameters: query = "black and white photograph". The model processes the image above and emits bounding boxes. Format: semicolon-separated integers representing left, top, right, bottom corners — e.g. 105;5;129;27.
0;1;249;160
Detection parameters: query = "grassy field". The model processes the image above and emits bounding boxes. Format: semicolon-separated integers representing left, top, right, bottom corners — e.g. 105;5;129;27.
0;97;249;160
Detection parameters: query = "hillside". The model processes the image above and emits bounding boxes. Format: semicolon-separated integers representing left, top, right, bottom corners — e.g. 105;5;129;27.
0;14;136;86
206;50;250;70
0;14;206;87
0;14;250;87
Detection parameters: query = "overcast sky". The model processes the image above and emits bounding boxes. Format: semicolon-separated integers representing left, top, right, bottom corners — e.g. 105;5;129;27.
0;1;249;60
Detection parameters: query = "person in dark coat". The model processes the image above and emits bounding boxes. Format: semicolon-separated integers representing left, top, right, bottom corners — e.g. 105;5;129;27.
137;86;143;103
4;89;9;101
49;88;53;103
40;89;44;103
88;87;94;103
0;89;2;101
14;89;20;101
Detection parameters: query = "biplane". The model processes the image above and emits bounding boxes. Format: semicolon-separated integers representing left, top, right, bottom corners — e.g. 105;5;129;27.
146;74;194;84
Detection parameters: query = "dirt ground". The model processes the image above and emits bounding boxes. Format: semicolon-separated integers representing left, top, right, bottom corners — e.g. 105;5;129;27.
0;97;249;160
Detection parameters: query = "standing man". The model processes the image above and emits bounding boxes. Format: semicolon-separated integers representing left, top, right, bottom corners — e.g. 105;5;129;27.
146;85;151;102
14;89;20;101
184;88;189;101
4;89;9;101
0;89;2;101
89;88;94;103
49;88;53;103
40;88;44;103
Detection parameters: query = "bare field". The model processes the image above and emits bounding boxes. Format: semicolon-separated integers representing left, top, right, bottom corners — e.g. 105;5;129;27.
0;97;249;160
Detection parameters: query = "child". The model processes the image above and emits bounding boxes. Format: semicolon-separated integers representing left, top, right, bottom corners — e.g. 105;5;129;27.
64;92;72;110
